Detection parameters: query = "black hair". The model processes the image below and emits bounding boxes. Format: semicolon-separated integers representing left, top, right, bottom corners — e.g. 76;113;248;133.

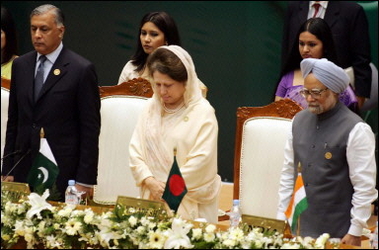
280;17;338;77
1;6;18;65
131;12;181;73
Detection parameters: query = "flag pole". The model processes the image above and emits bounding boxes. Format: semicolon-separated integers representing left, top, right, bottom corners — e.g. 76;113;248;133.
297;216;300;236
296;162;302;237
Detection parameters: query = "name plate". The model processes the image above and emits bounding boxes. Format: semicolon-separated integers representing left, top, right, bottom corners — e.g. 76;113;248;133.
241;214;288;235
1;181;31;202
116;196;168;218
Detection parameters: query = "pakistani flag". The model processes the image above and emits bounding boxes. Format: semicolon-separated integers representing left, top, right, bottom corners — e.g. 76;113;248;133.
162;156;187;213
27;138;59;192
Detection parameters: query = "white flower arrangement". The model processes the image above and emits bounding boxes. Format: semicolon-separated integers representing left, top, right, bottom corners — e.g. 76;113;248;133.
1;190;334;249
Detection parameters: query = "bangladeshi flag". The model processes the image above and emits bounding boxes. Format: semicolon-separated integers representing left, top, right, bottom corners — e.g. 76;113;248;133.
162;156;187;213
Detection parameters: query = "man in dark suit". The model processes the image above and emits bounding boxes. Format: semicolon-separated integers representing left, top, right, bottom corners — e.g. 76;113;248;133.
281;1;372;109
1;4;100;200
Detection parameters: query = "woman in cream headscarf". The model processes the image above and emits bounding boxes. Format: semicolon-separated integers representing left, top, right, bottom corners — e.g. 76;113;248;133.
129;45;221;223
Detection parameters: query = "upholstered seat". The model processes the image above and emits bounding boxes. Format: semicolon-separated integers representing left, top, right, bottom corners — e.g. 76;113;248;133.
1;77;11;167
345;63;378;111
93;78;153;205
233;99;302;219
217;181;234;221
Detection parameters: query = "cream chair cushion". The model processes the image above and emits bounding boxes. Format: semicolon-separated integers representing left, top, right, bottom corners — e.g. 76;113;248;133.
94;95;148;205
218;181;234;214
1;87;10;167
239;117;292;219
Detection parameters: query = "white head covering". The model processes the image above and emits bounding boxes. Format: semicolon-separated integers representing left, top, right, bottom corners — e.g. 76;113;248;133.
301;58;349;93
149;45;203;107
140;45;205;174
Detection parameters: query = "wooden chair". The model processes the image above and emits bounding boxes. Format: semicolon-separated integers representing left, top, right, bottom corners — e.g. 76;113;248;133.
99;77;153;98
1;77;11;162
233;99;302;219
93;78;153;205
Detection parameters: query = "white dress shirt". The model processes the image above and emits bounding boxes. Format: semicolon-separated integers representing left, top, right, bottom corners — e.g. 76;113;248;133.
308;1;328;19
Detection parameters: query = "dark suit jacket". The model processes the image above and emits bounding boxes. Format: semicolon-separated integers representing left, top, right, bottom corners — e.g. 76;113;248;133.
3;47;101;198
281;1;372;98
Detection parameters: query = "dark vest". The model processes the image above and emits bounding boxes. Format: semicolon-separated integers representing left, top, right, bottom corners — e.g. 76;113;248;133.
292;102;362;238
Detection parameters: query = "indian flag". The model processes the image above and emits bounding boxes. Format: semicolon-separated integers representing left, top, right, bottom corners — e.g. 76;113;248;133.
284;171;308;234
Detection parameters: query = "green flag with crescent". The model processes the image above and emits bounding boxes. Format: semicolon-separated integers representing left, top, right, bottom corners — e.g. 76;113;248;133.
27;137;59;192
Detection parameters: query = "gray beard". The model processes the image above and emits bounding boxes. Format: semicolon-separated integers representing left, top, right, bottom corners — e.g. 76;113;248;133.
308;105;323;114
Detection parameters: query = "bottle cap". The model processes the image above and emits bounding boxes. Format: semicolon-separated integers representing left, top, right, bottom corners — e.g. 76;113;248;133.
233;199;240;205
68;180;75;186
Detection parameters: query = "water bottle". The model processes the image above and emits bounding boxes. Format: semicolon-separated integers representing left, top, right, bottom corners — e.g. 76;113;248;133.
65;180;79;205
229;199;242;228
372;219;378;249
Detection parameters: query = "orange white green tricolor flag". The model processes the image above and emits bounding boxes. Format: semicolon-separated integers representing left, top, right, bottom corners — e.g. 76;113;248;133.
284;171;308;233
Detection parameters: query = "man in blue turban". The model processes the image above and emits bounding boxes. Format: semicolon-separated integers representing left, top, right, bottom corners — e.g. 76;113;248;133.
277;58;377;246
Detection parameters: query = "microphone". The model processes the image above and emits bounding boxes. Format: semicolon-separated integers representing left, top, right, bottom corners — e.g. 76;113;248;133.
1;149;31;181
1;150;22;162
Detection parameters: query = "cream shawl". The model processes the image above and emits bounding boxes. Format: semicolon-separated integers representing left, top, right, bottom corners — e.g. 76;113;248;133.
129;45;221;222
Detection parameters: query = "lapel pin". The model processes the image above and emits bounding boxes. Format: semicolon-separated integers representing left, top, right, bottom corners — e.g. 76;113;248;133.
53;69;61;75
324;152;332;159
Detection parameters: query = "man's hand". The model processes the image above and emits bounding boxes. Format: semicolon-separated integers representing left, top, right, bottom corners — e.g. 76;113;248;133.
356;96;365;109
1;175;14;182
341;233;361;246
75;184;93;199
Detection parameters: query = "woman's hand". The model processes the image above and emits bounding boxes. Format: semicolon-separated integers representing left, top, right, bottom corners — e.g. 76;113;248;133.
144;176;165;201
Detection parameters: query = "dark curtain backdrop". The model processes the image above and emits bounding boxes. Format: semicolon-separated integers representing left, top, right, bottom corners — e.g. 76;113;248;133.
3;1;377;182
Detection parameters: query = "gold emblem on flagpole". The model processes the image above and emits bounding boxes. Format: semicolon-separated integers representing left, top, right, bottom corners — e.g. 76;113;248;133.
53;69;60;75
297;162;302;173
40;127;45;138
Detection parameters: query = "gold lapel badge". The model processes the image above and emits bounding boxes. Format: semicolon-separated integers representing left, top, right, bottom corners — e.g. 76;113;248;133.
325;152;332;159
53;69;61;75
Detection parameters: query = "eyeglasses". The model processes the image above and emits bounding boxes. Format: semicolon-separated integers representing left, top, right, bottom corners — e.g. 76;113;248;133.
299;88;328;99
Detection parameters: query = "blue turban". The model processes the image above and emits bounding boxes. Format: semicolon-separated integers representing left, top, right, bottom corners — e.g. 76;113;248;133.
301;58;349;93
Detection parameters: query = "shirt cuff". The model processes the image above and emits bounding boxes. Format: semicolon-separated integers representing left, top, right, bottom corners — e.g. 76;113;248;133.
347;224;363;237
76;182;94;188
277;212;287;221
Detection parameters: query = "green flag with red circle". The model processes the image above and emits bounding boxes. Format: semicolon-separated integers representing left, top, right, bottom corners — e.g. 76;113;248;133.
162;156;187;213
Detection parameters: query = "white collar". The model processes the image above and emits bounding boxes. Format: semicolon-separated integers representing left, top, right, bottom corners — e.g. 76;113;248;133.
309;1;328;9
36;42;63;64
